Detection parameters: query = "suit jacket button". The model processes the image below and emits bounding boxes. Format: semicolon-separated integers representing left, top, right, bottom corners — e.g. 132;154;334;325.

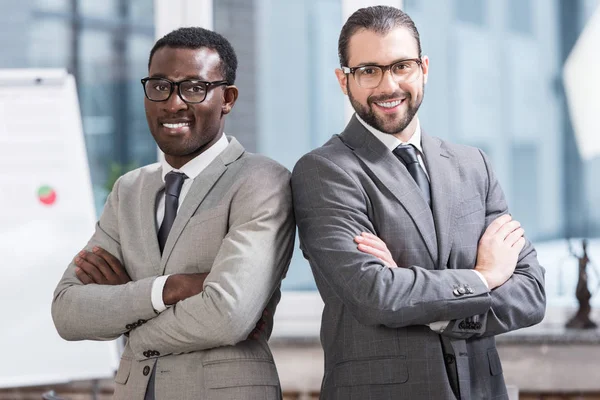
126;324;133;330
143;366;151;376
458;286;467;295
444;354;455;364
153;351;160;356
138;319;146;324
465;286;474;294
143;351;149;357
453;289;462;297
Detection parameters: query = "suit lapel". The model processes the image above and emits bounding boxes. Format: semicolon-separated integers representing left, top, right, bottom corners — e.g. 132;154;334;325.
340;116;438;265
159;137;245;273
422;133;460;270
140;165;164;274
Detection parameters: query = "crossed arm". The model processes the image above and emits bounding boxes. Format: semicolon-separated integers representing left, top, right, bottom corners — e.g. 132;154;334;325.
52;166;295;358
291;152;545;332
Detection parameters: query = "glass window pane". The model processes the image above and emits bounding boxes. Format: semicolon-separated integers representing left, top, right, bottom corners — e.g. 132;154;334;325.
78;30;117;209
127;34;157;168
128;0;155;24
78;0;119;18
214;0;345;291
454;0;486;26
29;18;70;68
34;0;69;12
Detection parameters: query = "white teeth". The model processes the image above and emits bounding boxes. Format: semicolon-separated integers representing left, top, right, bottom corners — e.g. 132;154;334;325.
376;100;403;108
162;122;190;128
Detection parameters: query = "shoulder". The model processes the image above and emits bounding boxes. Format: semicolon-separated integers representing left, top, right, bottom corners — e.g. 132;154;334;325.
226;152;291;194
114;163;161;190
293;135;353;175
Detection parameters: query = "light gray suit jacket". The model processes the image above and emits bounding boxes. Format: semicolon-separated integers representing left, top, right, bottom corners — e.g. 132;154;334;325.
52;137;295;400
291;116;546;400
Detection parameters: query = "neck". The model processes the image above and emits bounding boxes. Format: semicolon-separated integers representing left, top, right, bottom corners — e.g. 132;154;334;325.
391;116;418;143
165;131;224;170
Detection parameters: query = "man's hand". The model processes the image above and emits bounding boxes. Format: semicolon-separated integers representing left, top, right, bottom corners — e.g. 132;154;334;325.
354;232;398;268
162;273;209;305
247;309;270;340
475;214;525;290
75;247;131;285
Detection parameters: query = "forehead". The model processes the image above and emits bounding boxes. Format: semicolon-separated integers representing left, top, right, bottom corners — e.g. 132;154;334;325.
149;46;222;80
346;27;419;66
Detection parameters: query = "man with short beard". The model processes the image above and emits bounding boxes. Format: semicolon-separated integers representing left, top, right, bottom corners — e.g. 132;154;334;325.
291;6;545;400
52;27;294;400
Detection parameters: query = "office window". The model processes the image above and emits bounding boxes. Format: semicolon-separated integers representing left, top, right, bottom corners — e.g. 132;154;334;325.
454;0;486;27
214;0;345;290
511;143;539;238
507;0;533;35
0;0;156;212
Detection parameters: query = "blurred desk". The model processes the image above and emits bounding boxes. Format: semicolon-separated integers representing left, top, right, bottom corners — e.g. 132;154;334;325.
497;307;600;396
271;307;600;399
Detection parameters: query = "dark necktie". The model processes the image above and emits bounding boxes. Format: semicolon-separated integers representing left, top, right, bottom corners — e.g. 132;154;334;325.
393;144;431;207
157;171;187;253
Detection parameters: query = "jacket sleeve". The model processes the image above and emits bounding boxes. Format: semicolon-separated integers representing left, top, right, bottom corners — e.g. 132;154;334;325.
126;164;295;360
291;153;494;329
441;150;546;340
51;176;158;341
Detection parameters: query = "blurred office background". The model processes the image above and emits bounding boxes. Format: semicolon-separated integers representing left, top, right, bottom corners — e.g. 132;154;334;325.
1;0;599;398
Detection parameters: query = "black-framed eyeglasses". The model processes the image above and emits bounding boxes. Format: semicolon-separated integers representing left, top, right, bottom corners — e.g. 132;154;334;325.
342;58;423;89
141;77;229;104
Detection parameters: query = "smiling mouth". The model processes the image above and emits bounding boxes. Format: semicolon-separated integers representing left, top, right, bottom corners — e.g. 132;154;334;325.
374;99;405;109
162;122;191;129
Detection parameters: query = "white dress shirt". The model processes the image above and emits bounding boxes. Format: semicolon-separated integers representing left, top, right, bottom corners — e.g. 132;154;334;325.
150;133;229;313
356;115;488;332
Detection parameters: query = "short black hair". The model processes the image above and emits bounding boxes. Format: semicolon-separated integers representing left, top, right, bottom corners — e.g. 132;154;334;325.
338;5;422;67
148;27;237;85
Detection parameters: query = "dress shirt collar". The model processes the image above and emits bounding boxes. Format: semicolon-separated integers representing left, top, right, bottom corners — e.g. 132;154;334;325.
356;113;423;154
160;133;229;182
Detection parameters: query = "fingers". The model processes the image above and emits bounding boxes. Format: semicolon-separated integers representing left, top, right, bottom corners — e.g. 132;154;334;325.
485;214;512;236
80;251;115;282
505;227;525;247
495;220;521;241
93;247;130;282
356;243;391;263
513;237;526;251
355;232;389;252
74;255;106;283
75;267;94;284
355;232;396;268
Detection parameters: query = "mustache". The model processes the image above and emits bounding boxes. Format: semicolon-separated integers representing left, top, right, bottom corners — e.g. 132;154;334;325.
368;92;409;104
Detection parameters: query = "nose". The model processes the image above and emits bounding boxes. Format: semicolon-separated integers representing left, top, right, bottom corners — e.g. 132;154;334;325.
164;88;188;113
376;68;398;93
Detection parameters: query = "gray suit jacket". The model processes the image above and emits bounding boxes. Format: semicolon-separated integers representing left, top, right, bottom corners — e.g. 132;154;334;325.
291;116;546;400
52;137;295;400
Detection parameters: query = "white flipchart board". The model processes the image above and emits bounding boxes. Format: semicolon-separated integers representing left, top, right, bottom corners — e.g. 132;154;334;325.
0;69;119;387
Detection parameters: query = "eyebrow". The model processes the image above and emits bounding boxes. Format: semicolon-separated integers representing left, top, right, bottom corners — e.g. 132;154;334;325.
351;57;417;68
149;73;207;81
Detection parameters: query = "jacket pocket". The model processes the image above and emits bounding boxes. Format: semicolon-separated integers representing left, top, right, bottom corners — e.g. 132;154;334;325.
487;348;503;376
332;356;409;387
204;359;280;389
114;358;132;384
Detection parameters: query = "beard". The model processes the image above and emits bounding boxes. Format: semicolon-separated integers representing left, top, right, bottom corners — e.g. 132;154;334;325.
348;82;424;135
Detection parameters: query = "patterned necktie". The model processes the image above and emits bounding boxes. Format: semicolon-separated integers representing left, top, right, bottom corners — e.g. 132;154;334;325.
393;144;431;207
157;171;188;253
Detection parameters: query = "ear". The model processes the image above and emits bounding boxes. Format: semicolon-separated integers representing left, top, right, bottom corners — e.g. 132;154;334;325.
335;68;348;95
221;85;239;114
420;56;430;85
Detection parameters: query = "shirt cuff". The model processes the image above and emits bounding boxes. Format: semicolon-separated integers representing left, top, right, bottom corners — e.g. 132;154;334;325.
428;320;450;333
472;270;489;290
151;275;171;313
